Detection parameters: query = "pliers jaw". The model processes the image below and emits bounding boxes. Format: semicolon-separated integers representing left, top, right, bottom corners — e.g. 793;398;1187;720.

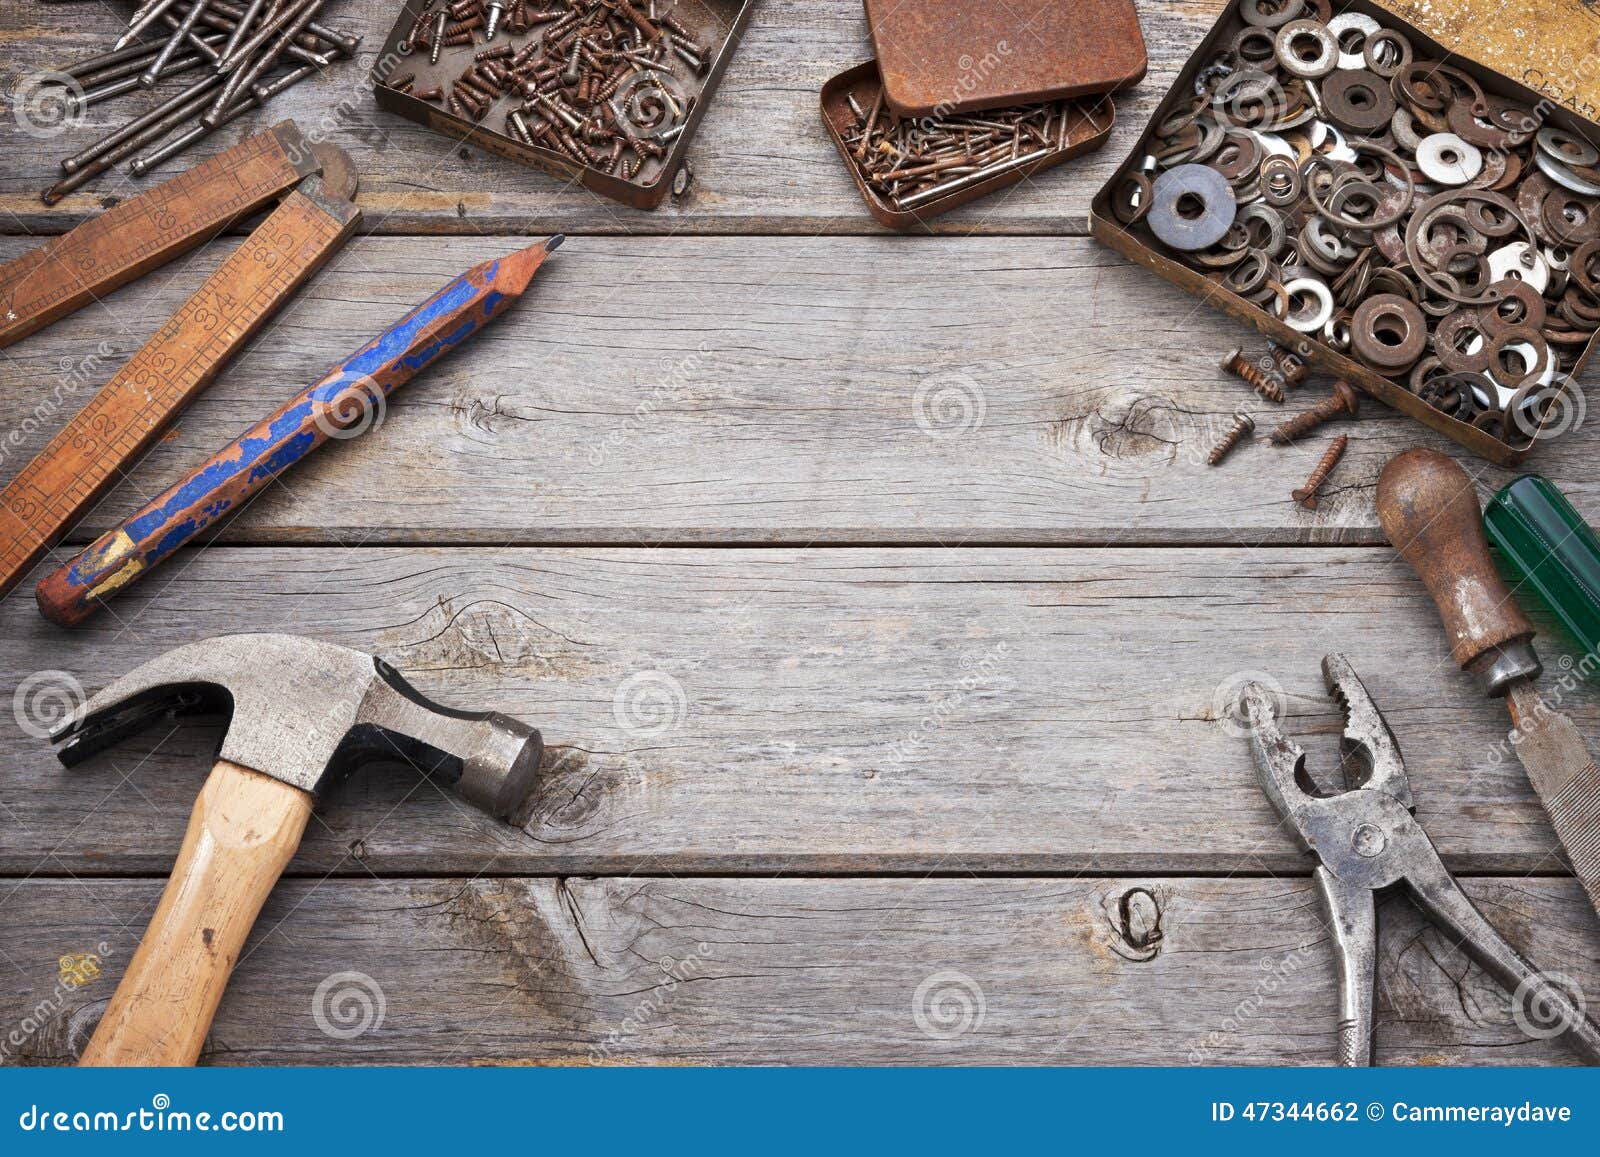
1241;652;1412;846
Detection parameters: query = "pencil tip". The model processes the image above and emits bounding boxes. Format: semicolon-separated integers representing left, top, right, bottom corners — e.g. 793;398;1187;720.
545;234;565;252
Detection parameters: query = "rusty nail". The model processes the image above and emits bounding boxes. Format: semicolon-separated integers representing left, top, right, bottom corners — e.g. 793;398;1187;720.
1206;412;1255;466
1292;435;1349;511
1268;342;1310;388
1269;381;1361;445
1221;346;1284;403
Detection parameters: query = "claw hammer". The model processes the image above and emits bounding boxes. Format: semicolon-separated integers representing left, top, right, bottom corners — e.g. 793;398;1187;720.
50;633;542;1066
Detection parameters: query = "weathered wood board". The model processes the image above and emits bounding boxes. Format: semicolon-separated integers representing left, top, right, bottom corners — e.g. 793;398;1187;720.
3;0;1598;1070
1;547;1592;876
2;236;1589;549
3;877;1593;1066
0;0;1227;235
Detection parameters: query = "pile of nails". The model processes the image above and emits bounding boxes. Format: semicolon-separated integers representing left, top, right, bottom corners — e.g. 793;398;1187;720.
41;0;360;205
1210;342;1358;512
839;88;1088;213
1115;1;1600;448
385;0;705;186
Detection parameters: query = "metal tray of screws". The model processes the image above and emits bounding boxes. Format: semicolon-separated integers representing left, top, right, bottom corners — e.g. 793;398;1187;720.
1088;0;1600;467
372;0;754;210
823;60;1116;229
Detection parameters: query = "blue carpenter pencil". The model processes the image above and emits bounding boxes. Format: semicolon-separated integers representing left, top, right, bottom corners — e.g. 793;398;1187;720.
36;235;564;626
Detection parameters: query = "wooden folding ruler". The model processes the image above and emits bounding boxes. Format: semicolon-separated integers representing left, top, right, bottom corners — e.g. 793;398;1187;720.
0;121;326;351
0;131;360;601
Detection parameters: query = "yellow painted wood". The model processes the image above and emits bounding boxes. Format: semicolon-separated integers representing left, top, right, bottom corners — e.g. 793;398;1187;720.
1373;0;1600;123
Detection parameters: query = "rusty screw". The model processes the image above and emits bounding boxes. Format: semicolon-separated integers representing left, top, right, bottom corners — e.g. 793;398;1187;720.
1269;380;1360;444
1292;434;1349;511
1221;346;1283;403
1268;342;1310;388
1206;412;1254;466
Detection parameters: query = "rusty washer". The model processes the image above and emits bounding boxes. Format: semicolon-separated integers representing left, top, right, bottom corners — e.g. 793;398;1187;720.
1321;68;1396;134
1352;293;1427;370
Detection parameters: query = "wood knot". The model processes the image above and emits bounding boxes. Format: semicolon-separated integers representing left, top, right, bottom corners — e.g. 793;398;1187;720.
523;748;609;832
1107;886;1164;962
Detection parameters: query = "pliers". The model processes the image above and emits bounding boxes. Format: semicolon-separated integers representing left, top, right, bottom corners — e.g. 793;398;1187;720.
1241;653;1600;1066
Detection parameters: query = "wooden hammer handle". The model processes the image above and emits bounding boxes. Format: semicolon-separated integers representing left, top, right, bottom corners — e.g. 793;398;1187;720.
1376;447;1535;670
80;760;311;1066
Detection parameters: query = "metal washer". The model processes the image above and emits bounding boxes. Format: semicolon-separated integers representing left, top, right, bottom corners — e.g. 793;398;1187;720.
1148;163;1238;252
1416;133;1483;186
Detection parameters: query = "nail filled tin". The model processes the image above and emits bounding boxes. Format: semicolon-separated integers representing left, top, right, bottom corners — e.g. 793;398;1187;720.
823;0;1144;228
372;0;754;210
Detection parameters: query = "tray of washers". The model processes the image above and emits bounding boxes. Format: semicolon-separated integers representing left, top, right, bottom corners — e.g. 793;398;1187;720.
1089;0;1600;466
821;0;1146;227
372;0;753;209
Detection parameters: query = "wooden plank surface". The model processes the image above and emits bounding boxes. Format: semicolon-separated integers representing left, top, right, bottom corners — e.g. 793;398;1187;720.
1;546;1590;876
3;876;1594;1066
2;234;1586;549
4;0;1599;1072
0;0;1224;235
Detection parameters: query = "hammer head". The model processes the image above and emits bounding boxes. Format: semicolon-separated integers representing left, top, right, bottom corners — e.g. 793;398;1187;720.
51;634;542;821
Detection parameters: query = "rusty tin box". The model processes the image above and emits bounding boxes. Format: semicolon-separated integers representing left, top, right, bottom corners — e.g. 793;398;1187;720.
373;0;754;210
865;0;1147;116
1089;0;1600;466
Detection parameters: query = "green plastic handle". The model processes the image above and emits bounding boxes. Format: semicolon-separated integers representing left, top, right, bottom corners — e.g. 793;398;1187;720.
1485;473;1600;663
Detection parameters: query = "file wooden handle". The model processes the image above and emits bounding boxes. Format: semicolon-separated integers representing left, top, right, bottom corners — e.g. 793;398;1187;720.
1376;447;1534;670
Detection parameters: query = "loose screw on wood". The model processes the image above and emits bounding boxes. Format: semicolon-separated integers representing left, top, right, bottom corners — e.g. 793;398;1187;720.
1221;346;1283;403
1292;434;1349;511
1269;379;1360;445
1268;342;1310;388
1206;412;1254;466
